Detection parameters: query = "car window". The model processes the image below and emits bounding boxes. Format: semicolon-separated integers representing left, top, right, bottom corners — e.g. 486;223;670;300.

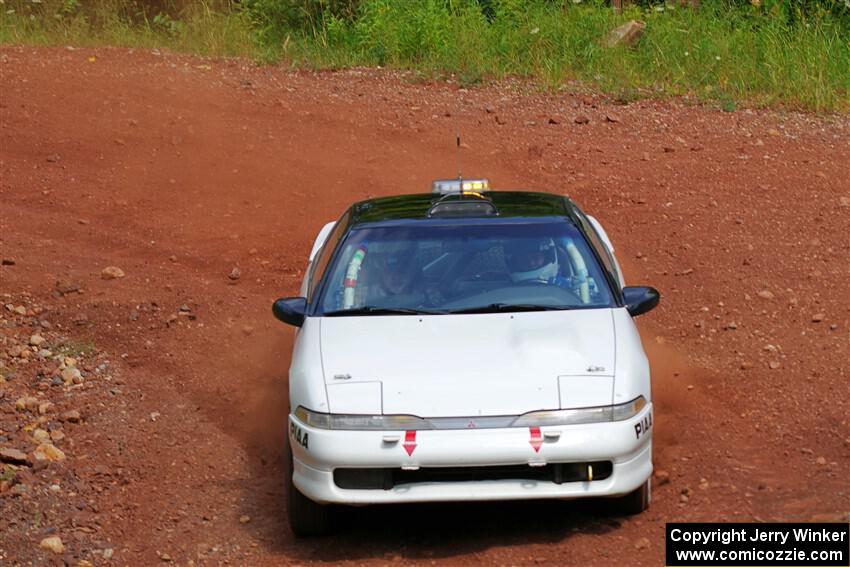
573;210;622;293
317;220;615;315
307;211;350;302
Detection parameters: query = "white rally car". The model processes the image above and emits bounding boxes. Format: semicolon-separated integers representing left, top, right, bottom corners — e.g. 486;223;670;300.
273;180;659;535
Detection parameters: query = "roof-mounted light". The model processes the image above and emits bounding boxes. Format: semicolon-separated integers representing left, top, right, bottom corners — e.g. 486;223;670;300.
431;178;490;195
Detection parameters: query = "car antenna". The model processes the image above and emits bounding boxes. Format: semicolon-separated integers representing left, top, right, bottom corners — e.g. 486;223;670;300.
456;131;463;198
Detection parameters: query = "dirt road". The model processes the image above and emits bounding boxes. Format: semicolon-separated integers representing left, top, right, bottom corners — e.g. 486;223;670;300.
1;45;848;566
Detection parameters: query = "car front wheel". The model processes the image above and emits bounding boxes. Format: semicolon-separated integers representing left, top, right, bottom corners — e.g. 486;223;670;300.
286;451;336;536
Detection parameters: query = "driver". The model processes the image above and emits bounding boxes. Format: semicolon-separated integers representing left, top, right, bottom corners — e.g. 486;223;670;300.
504;237;561;284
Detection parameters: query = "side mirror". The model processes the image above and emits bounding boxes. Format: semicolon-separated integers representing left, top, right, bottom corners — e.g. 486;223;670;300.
622;286;660;317
272;297;307;327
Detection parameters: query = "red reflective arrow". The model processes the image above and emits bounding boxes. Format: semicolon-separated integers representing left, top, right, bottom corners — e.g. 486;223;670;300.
529;426;543;453
403;430;417;456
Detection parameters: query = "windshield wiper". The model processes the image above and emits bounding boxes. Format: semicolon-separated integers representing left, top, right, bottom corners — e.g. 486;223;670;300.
324;306;440;317
444;303;573;315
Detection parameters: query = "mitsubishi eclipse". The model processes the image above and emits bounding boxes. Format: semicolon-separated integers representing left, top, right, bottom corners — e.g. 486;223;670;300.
272;179;660;535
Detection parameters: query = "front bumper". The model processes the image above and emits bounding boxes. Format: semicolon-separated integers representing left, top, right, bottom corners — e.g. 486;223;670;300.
289;404;653;505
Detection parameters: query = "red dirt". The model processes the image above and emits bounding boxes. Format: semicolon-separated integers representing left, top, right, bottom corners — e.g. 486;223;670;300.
1;45;848;566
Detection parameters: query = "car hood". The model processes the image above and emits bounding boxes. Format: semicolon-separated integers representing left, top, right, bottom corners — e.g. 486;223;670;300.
319;310;616;418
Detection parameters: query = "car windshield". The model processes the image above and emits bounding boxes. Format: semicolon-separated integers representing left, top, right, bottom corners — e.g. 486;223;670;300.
316;219;615;315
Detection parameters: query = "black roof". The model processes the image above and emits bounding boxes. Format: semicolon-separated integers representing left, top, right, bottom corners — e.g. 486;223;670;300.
349;191;578;226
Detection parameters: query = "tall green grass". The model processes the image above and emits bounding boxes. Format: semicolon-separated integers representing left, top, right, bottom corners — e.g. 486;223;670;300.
286;0;849;110
0;0;258;58
1;0;848;111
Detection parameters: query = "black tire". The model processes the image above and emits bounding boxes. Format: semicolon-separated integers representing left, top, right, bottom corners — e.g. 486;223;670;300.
286;450;336;536
614;478;651;516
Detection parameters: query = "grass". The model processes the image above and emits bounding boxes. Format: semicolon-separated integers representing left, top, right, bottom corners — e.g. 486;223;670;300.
0;0;258;58
0;0;847;111
291;0;850;111
55;338;97;359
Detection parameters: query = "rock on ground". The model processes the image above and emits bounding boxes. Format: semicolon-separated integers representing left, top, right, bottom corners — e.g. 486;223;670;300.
606;20;646;48
102;266;126;279
39;536;64;554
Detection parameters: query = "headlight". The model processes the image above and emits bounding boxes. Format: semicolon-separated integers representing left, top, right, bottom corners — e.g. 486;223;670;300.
294;406;429;430
294;406;331;428
512;396;647;427
294;396;647;431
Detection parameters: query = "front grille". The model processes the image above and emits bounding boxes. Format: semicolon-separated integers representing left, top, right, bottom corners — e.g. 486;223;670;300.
333;461;613;490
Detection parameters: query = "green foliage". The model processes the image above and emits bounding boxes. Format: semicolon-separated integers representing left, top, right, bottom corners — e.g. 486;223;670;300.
0;0;258;57
275;0;847;110
1;0;847;111
750;0;849;25
242;0;360;47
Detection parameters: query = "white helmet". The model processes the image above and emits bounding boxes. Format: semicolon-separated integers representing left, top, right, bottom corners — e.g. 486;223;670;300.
505;238;559;283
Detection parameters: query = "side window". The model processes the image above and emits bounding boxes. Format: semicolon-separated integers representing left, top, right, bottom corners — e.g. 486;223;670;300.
307;211;350;302
574;212;622;292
